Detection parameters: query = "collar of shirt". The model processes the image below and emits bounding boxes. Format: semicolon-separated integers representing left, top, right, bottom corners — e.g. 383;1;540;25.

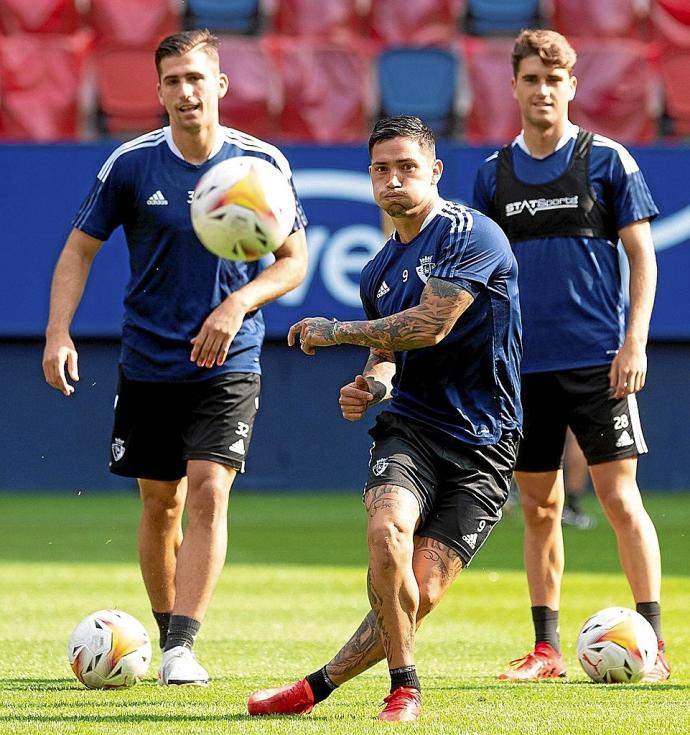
514;121;578;158
163;125;225;162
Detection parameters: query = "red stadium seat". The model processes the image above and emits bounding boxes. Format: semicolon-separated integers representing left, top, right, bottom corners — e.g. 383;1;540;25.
217;36;279;140
658;49;690;135
366;0;460;47
552;0;645;39
264;36;372;143
272;0;362;39
93;47;165;134
0;31;93;141
462;37;521;144
0;0;81;34
570;39;659;143
88;0;179;49
650;0;690;49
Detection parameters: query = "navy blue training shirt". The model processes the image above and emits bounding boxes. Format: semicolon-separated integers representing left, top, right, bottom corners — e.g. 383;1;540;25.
473;123;658;374
73;125;308;382
360;199;522;445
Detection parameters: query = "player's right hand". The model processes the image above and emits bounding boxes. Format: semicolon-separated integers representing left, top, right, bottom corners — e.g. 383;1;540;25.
339;374;374;422
43;338;79;396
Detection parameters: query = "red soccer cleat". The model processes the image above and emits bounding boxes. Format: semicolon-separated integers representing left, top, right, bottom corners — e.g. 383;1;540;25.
641;641;671;682
247;678;315;716
498;642;567;681
377;687;422;721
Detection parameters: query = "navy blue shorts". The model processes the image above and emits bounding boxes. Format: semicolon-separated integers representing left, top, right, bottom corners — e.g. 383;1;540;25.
364;411;518;566
110;369;260;481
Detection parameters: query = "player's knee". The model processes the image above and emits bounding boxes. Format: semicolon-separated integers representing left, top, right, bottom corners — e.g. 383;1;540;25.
599;488;641;526
368;519;413;569
186;478;230;525
141;484;184;522
520;488;562;524
417;579;444;618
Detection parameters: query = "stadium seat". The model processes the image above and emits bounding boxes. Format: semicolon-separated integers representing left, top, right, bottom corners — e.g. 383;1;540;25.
463;0;540;36
650;0;690;48
184;0;261;35
93;47;165;135
366;0;459;47
0;31;93;141
217;36;279;140
264;36;372;143
377;47;460;137
658;49;690;135
462;37;521;143
272;0;362;38
88;0;179;49
0;0;81;34
552;0;645;39
569;39;659;143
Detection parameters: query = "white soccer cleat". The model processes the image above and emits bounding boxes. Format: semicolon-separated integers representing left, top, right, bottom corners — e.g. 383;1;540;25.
158;646;209;686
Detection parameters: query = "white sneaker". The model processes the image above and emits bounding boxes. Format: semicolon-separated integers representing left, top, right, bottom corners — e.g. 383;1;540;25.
158;646;209;686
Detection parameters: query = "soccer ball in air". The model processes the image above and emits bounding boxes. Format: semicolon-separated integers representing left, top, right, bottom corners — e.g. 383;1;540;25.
67;609;151;689
191;155;297;262
576;607;657;683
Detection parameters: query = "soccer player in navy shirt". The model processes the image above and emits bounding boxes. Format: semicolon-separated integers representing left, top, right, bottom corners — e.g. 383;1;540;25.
247;116;522;721
42;30;308;685
473;29;670;682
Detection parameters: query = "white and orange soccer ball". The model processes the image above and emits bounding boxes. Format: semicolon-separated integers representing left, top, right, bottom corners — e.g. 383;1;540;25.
67;609;151;689
191;155;297;262
576;606;658;683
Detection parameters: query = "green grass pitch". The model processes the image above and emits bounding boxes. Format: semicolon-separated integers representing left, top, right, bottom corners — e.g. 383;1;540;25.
1;491;688;734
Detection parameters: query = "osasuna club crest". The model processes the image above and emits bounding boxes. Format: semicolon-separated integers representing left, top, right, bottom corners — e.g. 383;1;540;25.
372;458;390;476
416;255;435;283
111;437;126;462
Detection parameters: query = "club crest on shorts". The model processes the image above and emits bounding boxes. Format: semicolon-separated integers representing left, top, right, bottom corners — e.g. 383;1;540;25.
372;458;390;476
111;437;126;462
416;255;435;283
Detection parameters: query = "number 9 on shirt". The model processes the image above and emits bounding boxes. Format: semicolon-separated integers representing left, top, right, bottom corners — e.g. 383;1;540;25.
191;156;296;262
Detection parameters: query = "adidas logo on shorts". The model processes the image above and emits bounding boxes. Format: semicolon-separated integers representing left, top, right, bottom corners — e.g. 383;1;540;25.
462;533;478;549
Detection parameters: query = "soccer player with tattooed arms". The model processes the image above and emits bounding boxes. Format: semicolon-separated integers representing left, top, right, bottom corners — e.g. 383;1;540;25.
247;115;523;722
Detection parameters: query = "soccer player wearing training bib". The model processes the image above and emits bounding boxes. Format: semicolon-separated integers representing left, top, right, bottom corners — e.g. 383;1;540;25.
247;116;522;721
42;29;308;685
473;29;670;682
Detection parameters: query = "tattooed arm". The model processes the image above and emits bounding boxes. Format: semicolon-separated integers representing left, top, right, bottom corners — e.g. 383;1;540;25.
287;277;475;355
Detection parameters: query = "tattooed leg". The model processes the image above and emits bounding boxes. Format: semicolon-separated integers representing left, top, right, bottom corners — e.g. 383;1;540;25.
324;534;463;686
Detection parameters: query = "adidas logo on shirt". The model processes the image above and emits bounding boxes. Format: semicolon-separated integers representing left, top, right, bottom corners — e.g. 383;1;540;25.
229;438;246;455
615;430;634;448
462;533;478;550
146;190;168;206
376;281;390;299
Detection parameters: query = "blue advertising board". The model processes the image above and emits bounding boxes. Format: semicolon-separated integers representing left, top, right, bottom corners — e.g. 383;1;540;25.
1;142;689;339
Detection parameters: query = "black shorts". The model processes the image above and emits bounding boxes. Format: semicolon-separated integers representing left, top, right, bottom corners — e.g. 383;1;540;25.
110;369;261;481
516;364;648;472
364;411;518;567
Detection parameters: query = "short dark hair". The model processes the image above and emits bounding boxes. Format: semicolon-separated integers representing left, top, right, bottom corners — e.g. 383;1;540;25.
368;116;436;158
155;29;220;77
512;29;577;77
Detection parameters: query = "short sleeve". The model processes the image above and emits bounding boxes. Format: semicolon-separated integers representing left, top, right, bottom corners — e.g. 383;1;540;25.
72;157;130;241
472;154;499;219
433;209;510;292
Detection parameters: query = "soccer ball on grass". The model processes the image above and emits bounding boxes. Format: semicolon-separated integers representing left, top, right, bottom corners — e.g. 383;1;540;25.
191;155;297;262
576;606;657;683
67;609;151;689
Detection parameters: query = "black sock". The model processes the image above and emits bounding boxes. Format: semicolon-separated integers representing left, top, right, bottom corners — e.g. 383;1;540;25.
636;601;662;642
305;666;338;704
152;610;171;650
389;665;420;693
163;615;201;652
532;606;560;651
